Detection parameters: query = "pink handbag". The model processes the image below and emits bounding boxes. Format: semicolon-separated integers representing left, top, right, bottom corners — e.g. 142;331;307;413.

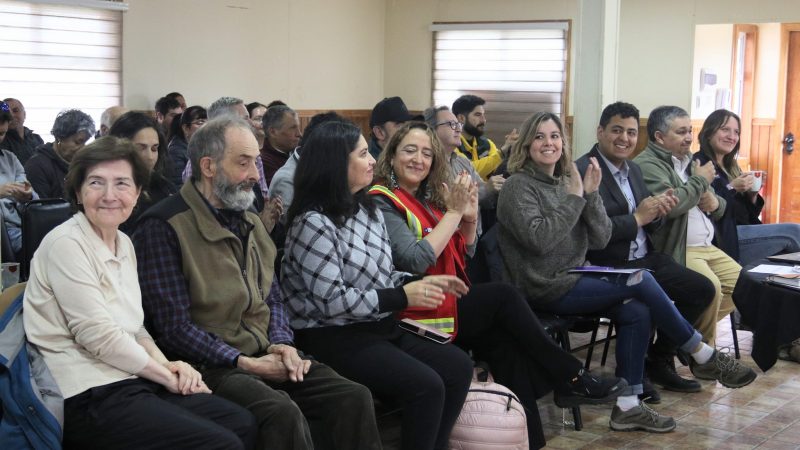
448;366;528;450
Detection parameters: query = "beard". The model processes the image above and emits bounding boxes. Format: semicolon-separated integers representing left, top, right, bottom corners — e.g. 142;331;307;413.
463;122;484;138
213;168;256;211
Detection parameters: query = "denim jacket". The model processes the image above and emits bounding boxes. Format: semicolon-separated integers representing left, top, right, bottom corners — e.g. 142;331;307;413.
0;291;63;449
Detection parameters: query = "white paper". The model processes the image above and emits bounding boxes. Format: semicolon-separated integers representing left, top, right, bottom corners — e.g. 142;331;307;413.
748;264;800;275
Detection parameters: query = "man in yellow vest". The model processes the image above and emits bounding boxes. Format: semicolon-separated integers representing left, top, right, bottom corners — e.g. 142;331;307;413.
452;95;518;187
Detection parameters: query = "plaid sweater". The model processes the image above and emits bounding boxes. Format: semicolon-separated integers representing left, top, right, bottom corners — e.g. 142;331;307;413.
282;206;409;329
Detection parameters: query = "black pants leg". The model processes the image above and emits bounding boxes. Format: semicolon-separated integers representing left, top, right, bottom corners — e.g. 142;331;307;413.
63;378;256;450
618;253;714;358
296;319;473;450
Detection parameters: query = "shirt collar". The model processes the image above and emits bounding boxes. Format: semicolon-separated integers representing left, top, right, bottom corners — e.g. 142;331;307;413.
596;149;629;178
74;212;128;262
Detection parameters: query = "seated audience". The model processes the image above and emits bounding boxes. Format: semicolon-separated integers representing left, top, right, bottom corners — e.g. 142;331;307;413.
452;94;518;181
370;121;626;449
497;112;757;433
261;104;301;186
23;136;256;449
155;96;184;140
693;109;800;265
25;109;95;199
97;106;129;137
634;106;741;347
0;104;37;255
167;106;207;186
270;111;345;222
109;111;178;234
0;97;43;164
166;91;188;110
246;102;268;149
134;117;381;450
575;102;715;399
281;120;473;450
368;96;418;159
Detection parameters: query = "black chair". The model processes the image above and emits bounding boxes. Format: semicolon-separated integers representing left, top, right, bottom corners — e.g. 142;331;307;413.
0;213;17;263
471;224;585;430
20;199;72;281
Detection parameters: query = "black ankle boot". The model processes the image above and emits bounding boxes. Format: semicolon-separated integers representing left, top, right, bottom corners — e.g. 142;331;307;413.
646;356;701;393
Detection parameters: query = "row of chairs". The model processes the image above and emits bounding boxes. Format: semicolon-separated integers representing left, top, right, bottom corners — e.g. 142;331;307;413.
1;199;72;281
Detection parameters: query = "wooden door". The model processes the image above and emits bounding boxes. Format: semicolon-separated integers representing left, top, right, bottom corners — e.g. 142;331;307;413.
780;29;800;222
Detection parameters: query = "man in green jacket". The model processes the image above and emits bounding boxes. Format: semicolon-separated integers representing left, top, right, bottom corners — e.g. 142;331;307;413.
635;106;742;348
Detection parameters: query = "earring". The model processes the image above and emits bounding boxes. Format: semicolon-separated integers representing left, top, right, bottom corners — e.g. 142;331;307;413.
389;168;399;190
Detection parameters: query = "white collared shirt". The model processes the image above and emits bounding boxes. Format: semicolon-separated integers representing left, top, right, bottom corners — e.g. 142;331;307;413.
597;152;648;260
672;154;714;247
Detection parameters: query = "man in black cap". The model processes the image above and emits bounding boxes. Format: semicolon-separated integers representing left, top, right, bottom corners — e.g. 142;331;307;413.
368;96;418;159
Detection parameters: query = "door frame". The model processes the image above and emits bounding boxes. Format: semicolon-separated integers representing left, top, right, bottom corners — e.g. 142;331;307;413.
772;23;800;223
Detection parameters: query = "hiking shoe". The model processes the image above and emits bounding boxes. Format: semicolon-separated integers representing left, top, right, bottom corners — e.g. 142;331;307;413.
638;377;661;405
609;402;676;433
689;350;757;388
553;368;627;408
646;357;701;393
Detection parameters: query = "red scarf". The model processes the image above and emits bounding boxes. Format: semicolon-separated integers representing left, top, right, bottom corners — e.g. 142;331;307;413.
369;185;469;336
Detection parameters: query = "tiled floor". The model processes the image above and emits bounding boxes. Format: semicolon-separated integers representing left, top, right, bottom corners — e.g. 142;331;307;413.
539;319;800;450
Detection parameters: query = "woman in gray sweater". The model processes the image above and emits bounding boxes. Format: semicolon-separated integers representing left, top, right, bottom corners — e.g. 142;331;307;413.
497;112;755;434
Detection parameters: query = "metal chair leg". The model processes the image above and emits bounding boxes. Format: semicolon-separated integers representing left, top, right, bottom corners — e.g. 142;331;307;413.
601;322;614;366
730;312;740;359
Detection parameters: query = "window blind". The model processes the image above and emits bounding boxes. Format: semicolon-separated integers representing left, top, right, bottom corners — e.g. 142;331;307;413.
431;22;569;143
0;0;122;142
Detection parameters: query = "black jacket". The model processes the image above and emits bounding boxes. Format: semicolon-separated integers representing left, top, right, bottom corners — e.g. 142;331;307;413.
576;145;660;265
24;143;68;199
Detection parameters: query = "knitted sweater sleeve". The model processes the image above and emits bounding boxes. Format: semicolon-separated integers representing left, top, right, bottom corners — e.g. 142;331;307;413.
582;191;613;250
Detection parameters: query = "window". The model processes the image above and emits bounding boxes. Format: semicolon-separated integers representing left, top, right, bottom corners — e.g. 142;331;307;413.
0;0;125;142
430;21;569;143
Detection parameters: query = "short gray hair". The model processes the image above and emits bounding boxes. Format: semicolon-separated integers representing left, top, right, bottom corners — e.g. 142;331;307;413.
207;96;244;120
262;105;295;131
647;105;689;142
51;109;96;140
423;105;450;129
188;116;252;182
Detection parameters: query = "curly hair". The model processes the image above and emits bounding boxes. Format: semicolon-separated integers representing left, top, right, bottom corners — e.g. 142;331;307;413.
374;121;450;209
51;109;96;140
507;112;572;177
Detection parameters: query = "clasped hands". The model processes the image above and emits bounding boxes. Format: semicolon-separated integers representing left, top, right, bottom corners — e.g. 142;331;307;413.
239;344;311;383
163;360;211;395
0;181;33;202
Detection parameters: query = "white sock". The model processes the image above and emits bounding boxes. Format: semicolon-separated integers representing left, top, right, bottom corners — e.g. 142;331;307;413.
691;343;715;364
616;395;639;411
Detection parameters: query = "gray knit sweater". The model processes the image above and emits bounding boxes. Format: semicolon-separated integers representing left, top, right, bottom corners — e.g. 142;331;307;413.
497;160;612;305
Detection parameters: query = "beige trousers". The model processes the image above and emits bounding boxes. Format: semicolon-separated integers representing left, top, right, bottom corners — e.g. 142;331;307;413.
685;245;741;346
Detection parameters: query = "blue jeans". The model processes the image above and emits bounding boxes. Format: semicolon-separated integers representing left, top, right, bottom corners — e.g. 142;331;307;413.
540;272;702;396
737;223;800;266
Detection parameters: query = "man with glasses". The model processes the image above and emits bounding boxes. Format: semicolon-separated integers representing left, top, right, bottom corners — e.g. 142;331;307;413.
1;98;44;165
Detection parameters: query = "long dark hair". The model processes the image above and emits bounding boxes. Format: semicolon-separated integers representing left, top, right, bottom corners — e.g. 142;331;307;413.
109;111;168;175
170;105;207;143
287;120;375;227
698;109;742;178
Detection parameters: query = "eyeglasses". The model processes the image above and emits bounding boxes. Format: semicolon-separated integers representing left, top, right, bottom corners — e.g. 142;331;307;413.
190;119;207;127
435;120;463;131
0;101;9;113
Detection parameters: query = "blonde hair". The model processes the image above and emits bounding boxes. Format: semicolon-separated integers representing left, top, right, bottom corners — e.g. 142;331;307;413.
374;121;450;209
507;112;572;177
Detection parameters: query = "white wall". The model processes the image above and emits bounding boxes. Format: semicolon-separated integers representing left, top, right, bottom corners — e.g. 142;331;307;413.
122;0;386;110
690;24;733;119
754;23;781;118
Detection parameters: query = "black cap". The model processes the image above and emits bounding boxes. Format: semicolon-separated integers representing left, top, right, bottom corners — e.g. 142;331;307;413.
370;96;419;128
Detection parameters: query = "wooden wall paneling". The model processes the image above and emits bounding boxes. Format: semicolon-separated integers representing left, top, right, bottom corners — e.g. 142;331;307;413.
296;109;372;137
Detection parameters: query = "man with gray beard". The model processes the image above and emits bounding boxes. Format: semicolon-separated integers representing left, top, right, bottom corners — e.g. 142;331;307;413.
132;117;381;450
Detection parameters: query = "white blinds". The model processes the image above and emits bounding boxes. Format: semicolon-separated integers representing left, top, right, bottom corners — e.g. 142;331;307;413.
0;0;122;142
431;22;568;143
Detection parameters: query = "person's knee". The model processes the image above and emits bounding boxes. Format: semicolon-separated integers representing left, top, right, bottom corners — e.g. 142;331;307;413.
614;300;651;327
198;426;249;450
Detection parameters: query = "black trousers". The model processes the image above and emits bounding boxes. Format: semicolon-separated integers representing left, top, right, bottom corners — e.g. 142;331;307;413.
295;318;474;450
201;362;381;450
616;252;715;358
454;282;584;450
63;378;257;450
